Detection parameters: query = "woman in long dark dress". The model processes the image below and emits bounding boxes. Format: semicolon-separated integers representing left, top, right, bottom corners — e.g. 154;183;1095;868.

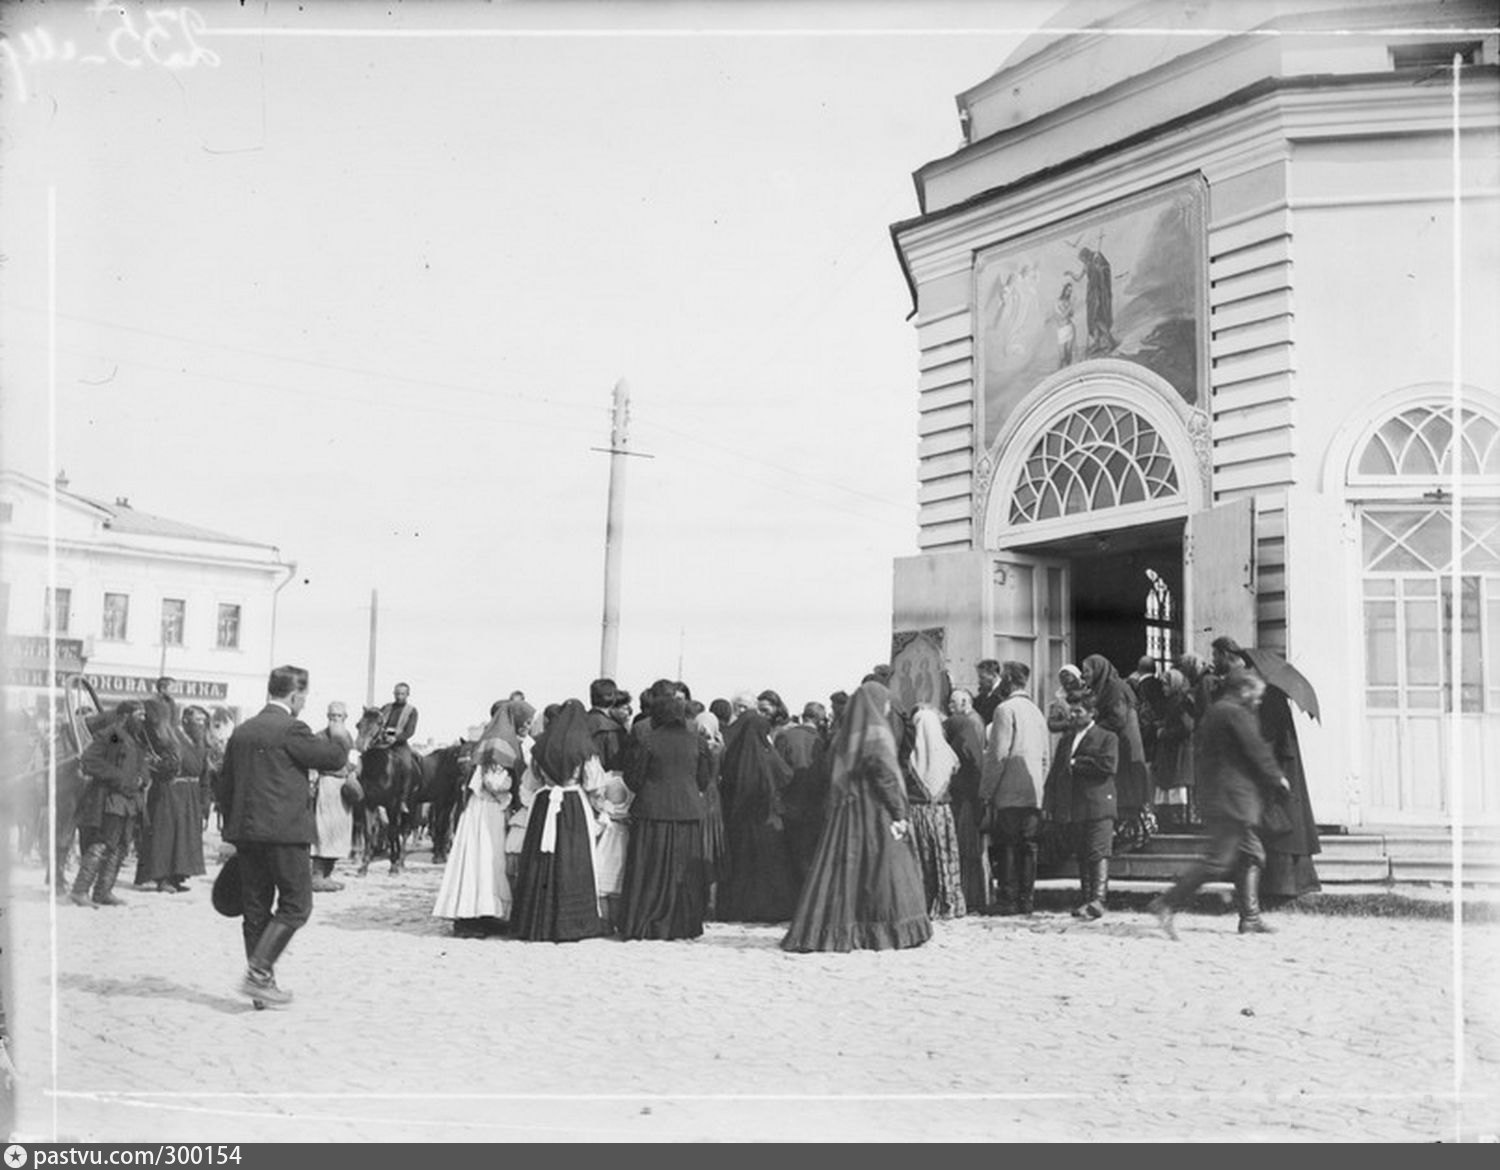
136;697;206;892
943;690;989;915
510;699;605;942
782;681;932;954
618;694;713;940
1081;654;1153;851
717;711;798;923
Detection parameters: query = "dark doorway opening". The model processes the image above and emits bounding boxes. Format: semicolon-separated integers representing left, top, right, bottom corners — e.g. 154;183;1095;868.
1015;518;1185;677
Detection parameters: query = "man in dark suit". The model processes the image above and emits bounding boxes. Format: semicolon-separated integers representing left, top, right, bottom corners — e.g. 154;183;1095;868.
220;665;350;1008
587;677;628;776
1042;691;1119;920
1150;668;1290;939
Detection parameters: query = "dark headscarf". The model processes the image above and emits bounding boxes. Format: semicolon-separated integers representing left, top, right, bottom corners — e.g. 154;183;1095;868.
530;698;596;786
829;681;902;803
473;698;535;771
1080;654;1120;696
721;710;789;821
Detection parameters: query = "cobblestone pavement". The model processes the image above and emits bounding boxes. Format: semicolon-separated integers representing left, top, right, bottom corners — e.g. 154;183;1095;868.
5;840;1499;1143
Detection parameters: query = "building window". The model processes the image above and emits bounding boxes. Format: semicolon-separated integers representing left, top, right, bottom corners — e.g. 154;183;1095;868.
1354;404;1500;482
161;598;186;646
44;586;72;634
1144;568;1177;672
101;592;129;641
216;603;241;650
1009;404;1180;524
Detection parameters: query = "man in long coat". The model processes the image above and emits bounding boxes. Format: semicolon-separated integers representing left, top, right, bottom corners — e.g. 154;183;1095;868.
1150;668;1290;938
220;665;350;1008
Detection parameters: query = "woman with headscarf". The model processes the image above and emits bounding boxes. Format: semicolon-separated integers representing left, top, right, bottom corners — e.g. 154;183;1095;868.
510;699;605;942
1080;654;1153;854
716;710;797;923
1046;665;1089;747
617;694;713;940
782;681;932;953
433;699;527;937
943;689;988;914
1150;667;1196;829
907;705;965;919
692;705;729;915
135;696;204;894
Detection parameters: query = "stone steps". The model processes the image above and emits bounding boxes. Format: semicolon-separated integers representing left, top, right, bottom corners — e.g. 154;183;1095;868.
1058;827;1500;886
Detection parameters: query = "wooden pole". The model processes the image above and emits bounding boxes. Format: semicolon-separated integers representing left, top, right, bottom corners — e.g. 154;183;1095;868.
600;380;629;679
366;588;378;709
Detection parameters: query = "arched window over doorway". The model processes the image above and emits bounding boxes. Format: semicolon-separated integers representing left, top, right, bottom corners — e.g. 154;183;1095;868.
1009;403;1180;525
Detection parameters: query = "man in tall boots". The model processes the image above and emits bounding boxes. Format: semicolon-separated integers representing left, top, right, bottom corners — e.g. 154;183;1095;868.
1150;668;1290;939
1042;691;1119;920
980;662;1052;915
73;701;150;908
219;665;350;1008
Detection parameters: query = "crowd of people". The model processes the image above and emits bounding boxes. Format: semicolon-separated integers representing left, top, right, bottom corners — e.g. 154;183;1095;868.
421;633;1321;954
47;633;1323;1008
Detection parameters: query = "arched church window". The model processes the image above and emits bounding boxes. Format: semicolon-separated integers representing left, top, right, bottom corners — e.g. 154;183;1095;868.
1009;404;1179;524
1144;568;1176;671
1353;404;1500;482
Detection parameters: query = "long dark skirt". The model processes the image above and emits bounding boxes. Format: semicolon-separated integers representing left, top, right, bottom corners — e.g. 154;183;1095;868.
139;779;207;882
782;789;931;954
619;819;706;941
701;777;729;887
717;814;797;924
510;788;604;942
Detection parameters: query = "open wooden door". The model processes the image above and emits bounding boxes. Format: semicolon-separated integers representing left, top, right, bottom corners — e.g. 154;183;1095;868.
988;553;1071;707
1184;498;1256;660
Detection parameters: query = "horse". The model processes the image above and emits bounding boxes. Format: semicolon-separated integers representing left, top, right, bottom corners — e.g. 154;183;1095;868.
353;706;422;875
410;739;473;865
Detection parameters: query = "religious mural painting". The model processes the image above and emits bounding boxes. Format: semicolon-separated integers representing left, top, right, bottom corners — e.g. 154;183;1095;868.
973;177;1208;452
889;627;949;711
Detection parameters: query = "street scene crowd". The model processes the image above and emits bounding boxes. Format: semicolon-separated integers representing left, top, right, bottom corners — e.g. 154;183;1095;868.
18;633;1323;1010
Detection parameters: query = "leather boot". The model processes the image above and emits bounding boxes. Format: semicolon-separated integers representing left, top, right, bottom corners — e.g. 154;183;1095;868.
70;843;105;908
1085;857;1109;919
92;845;126;907
994;845;1019;915
237;920;297;1008
1237;859;1275;934
1071;858;1093;918
1017;845;1038;915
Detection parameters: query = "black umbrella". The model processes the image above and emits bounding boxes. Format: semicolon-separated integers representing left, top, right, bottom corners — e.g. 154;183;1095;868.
1241;647;1321;724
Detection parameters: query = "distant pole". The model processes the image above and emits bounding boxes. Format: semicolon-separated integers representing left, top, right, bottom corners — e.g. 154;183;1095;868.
677;625;685;680
600;380;630;679
593;379;655;680
366;588;378;708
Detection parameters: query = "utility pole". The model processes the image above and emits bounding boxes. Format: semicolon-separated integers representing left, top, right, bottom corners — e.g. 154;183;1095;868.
593;379;652;679
366;588;378;708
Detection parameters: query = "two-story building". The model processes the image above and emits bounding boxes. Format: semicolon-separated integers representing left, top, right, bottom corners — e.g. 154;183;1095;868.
0;469;294;724
889;0;1499;830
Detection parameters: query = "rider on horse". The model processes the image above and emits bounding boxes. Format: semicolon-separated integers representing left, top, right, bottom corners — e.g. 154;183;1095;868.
378;682;419;811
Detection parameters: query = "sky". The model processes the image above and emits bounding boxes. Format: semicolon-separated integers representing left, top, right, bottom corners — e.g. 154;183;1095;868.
1;0;1068;741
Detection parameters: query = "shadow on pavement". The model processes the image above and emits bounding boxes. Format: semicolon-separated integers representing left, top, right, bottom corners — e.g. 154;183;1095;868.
58;972;253;1014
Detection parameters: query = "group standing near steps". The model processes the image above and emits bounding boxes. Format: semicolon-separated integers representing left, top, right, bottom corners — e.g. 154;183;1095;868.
44;631;1321;1008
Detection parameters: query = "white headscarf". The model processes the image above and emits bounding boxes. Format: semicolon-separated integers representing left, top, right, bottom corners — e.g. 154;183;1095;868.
911;705;958;802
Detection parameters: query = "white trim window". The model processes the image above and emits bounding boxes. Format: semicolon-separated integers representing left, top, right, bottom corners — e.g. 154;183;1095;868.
161;598;186;647
44;585;72;635
216;602;241;650
101;592;130;642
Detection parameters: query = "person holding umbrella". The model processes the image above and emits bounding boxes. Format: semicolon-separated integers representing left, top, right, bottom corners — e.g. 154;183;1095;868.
1210;636;1322;902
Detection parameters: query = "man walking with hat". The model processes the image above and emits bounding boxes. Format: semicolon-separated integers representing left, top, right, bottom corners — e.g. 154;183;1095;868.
219;665;349;1008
